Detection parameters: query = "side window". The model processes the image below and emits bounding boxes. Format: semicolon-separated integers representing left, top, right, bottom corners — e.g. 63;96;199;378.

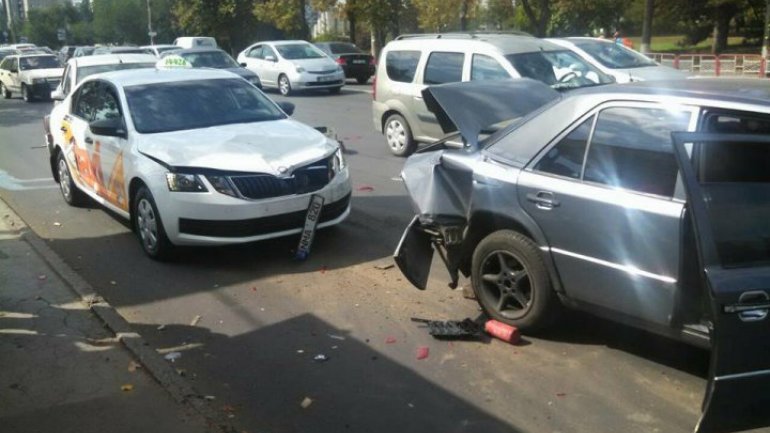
263;46;277;59
423;52;464;85
62;65;72;94
385;50;421;83
248;46;263;59
534;116;593;179
584;107;692;197
471;54;509;81
0;58;8;70
73;81;121;122
10;58;18;72
700;110;770;183
73;81;98;120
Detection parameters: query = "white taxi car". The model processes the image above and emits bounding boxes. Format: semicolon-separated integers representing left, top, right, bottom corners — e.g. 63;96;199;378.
44;67;351;259
53;53;157;99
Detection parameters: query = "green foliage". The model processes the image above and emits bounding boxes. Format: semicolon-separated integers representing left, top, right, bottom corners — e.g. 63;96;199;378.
252;0;309;39
92;0;148;44
313;31;348;42
21;3;83;48
173;0;269;52
550;0;626;36
412;0;478;32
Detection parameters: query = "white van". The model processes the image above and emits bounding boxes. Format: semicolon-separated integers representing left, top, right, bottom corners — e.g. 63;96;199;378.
173;37;217;49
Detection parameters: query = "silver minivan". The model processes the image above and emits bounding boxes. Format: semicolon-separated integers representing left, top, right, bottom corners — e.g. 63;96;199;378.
372;33;613;156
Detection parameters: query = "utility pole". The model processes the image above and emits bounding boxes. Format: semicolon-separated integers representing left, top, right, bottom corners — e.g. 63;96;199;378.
641;0;654;54
146;0;155;45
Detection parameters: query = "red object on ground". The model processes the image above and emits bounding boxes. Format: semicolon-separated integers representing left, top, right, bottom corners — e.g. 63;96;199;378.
356;185;375;192
385;336;397;344
416;346;429;360
484;320;520;344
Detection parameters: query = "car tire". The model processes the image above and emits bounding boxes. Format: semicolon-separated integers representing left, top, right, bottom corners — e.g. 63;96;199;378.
0;82;10;99
56;151;86;206
21;84;33;102
132;186;174;261
384;113;416;157
356;75;369;84
328;86;342;94
278;74;292;96
471;230;561;332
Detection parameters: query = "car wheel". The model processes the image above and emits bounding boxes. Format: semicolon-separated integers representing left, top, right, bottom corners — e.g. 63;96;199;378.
21;84;33;102
0;82;10;99
132;186;174;260
328;86;342;94
278;74;292;96
384;113;416;157
471;230;560;332
356;75;369;84
56;151;86;206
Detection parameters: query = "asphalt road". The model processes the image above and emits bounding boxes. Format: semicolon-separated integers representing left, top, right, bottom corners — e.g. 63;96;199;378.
0;82;718;433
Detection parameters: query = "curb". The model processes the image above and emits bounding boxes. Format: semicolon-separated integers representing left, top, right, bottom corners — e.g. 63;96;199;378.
2;201;235;433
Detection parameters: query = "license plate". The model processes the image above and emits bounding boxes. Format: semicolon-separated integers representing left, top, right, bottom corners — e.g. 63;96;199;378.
295;194;325;260
352;60;366;64
317;75;335;82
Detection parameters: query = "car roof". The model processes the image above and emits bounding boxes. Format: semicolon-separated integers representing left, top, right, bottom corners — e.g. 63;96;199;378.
71;53;158;67
14;53;58;59
386;34;562;55
92;67;237;87
172;47;226;54
141;44;177;49
263;40;312;46
573;78;770;109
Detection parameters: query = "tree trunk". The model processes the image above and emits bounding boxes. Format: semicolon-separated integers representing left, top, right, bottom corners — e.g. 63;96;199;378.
520;0;550;37
711;3;735;55
348;12;356;44
460;0;469;31
641;0;654;53
763;0;770;58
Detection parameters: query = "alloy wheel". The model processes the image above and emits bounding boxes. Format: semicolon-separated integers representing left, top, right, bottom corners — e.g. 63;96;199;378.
279;76;291;95
58;158;72;201
478;250;533;319
136;198;159;253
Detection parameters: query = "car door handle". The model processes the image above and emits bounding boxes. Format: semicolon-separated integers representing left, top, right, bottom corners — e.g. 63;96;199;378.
526;191;560;210
84;136;93;144
60;126;67;132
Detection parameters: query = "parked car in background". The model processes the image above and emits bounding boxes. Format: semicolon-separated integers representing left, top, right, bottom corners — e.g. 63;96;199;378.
142;44;179;57
73;46;95;58
162;48;262;89
58;45;79;63
44;68;351;259
372;33;613;156
394;78;770;433
0;48;15;61
0;54;63;101
314;41;375;84
93;46;153;55
238;40;345;96
8;43;35;50
53;53;157;99
548;37;687;83
174;36;217;49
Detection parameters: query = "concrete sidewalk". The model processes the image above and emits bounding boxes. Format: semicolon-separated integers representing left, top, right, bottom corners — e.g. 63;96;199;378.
0;201;214;433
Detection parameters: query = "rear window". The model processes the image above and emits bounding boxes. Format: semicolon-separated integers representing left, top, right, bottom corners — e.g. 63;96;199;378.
328;43;361;54
19;55;61;70
76;63;155;83
385;50;421;83
124;78;285;133
424;52;464;85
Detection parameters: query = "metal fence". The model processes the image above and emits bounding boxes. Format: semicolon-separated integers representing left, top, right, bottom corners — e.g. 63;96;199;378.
647;53;767;77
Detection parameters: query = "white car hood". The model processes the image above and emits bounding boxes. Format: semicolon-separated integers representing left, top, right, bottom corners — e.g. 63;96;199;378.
137;119;336;175
619;65;688;81
24;68;64;80
291;57;338;71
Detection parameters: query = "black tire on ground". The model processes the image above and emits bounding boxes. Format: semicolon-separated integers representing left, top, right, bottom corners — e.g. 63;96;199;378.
471;230;561;332
278;74;292;96
21;84;33;102
356;75;369;84
383;113;417;157
0;82;11;99
56;151;86;206
328;86;342;94
132;186;174;261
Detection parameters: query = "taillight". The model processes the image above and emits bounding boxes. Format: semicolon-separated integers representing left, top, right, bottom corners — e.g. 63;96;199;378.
336;57;346;65
372;75;376;100
369;57;376;66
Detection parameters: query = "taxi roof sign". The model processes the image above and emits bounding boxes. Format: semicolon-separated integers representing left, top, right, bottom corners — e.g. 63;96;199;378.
156;55;192;69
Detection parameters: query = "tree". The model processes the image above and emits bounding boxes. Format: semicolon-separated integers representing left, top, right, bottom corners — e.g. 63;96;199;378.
253;0;310;39
411;0;478;32
641;0;654;52
482;0;516;30
550;0;625;36
173;0;268;53
92;0;147;44
519;0;550;36
22;3;80;48
764;0;770;57
711;0;743;54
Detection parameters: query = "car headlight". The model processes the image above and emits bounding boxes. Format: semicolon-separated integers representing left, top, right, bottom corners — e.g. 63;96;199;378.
32;78;46;84
336;65;343;73
295;65;306;73
333;146;346;173
206;175;238;197
166;173;207;192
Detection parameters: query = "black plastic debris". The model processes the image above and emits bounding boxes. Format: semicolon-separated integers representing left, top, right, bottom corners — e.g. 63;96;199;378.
411;317;482;339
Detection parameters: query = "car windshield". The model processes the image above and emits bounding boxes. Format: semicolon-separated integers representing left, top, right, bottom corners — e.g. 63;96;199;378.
19;56;61;70
124;78;285;133
506;50;613;90
275;43;325;59
76;63;155;83
573;40;657;69
180;51;239;68
328;43;361;54
155;46;178;54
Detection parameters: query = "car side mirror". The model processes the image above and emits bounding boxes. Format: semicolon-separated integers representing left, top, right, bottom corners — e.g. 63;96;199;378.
239;62;247;67
51;87;64;101
90;117;127;138
265;55;276;62
277;101;295;116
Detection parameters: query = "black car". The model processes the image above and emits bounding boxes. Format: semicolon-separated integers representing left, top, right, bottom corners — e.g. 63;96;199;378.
163;48;262;89
314;41;374;84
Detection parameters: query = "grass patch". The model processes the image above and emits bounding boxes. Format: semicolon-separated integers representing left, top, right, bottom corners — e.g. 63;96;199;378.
627;35;757;54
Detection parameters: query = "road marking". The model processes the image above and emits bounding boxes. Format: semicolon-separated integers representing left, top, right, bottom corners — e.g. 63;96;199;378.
0;170;57;191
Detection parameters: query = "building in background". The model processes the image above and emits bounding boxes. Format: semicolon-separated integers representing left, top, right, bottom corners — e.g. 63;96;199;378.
312;8;348;39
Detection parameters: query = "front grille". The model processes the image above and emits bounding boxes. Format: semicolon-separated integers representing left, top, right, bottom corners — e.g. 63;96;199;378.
308;69;337;74
178;193;351;238
228;155;334;200
306;80;343;87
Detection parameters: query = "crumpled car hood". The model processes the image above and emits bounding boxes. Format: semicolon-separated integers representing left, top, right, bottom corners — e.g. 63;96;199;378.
137;119;335;175
422;78;560;149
